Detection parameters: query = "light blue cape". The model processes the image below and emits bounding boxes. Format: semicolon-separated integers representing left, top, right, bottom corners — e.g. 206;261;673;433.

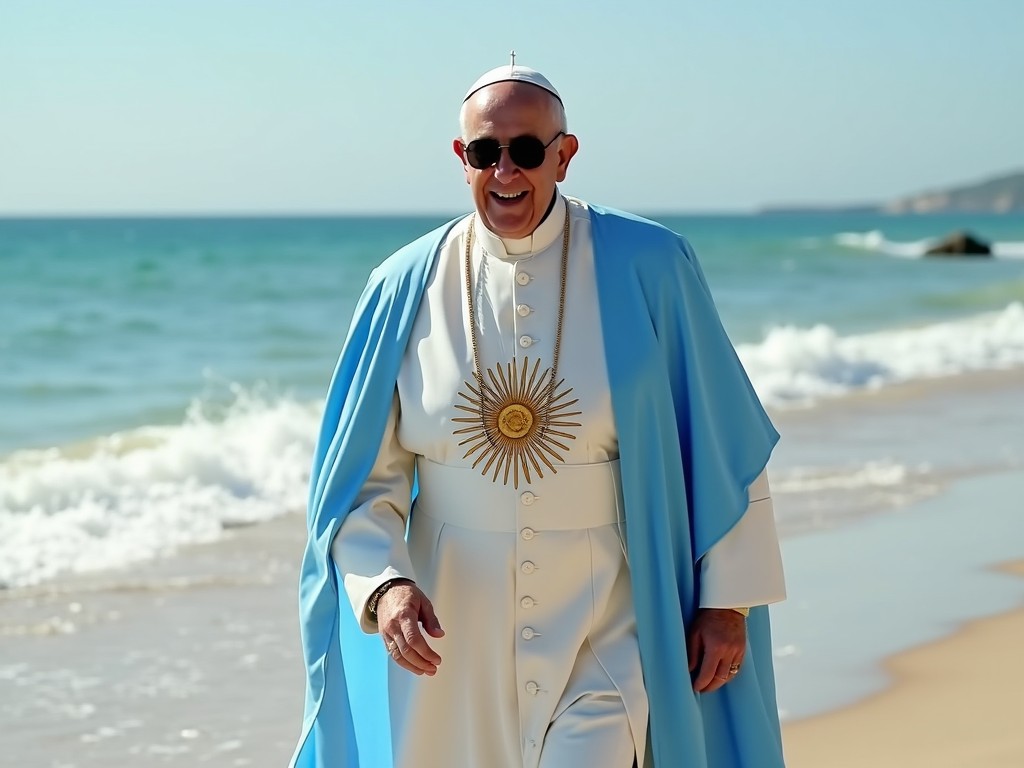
291;205;785;768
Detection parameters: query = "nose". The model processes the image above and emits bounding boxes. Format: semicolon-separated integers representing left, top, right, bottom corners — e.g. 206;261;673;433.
493;146;520;182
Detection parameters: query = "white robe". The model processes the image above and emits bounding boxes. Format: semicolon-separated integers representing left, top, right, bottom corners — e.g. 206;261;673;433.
332;195;786;768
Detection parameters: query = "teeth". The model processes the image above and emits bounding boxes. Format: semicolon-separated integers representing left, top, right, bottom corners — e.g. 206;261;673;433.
495;191;524;199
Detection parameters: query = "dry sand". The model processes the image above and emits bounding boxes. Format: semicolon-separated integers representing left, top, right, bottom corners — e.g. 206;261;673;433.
783;562;1024;767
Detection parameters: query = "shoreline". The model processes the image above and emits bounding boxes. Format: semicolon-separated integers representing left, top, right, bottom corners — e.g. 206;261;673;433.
2;366;1023;764
783;561;1024;766
769;467;1024;721
766;365;1024;539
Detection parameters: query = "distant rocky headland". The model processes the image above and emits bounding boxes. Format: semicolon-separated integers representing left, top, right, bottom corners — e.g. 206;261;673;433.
762;170;1024;215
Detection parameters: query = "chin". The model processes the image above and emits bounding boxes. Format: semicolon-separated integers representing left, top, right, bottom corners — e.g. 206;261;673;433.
484;210;535;239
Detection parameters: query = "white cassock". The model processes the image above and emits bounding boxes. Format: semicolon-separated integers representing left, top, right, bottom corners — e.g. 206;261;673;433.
332;195;786;768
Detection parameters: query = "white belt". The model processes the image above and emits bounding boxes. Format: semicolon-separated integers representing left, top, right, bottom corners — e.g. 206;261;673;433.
414;459;625;533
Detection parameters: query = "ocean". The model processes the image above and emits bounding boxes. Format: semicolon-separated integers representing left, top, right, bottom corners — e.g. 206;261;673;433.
2;211;1023;589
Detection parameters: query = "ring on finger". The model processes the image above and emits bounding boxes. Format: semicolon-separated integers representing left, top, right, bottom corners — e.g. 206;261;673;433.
729;664;741;675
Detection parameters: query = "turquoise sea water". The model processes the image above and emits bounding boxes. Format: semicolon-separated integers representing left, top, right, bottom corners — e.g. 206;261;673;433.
3;212;1022;454
1;210;1023;587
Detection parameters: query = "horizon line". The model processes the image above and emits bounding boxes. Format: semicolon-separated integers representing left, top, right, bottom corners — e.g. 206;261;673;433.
4;208;1019;221
0;207;765;220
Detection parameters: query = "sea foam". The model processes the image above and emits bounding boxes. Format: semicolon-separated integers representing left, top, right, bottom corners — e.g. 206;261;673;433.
836;230;1024;259
3;305;1023;587
738;302;1024;407
0;388;318;588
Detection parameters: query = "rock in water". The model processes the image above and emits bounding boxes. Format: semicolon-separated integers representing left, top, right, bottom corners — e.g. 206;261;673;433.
925;231;992;257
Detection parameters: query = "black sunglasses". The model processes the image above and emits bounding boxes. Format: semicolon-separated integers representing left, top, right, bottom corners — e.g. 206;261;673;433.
461;131;565;171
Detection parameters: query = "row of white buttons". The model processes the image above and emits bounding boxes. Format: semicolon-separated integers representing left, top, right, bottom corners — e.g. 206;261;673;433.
517;270;533;344
513;260;541;702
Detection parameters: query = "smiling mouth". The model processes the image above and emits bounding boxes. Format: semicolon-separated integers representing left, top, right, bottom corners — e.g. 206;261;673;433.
490;190;528;202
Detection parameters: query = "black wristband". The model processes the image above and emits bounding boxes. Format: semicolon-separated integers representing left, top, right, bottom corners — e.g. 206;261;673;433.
366;578;412;620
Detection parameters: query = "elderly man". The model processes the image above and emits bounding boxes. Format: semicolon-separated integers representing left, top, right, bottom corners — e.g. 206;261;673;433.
292;61;787;768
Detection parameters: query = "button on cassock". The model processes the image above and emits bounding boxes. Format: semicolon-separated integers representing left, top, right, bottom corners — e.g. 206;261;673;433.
520;527;536;541
520;491;536;505
521;561;536;574
520;596;535;609
516;272;531;286
525;681;540;695
521;627;536;640
517;304;532;317
519;335;533;348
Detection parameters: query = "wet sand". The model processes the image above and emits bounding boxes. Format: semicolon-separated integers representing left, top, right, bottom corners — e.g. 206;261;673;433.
0;514;307;766
784;562;1024;767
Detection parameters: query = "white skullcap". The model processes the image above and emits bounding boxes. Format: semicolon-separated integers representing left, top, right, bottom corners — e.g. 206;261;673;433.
463;64;562;104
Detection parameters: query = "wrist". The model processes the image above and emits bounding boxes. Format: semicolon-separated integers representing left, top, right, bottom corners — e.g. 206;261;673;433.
367;578;413;621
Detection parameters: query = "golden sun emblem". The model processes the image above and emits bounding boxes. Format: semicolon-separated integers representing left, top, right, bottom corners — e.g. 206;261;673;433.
452;356;582;488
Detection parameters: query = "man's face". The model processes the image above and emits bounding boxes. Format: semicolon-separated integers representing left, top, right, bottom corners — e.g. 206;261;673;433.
453;83;578;240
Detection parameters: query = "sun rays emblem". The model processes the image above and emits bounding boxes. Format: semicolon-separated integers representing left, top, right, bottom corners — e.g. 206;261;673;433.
452;356;582;488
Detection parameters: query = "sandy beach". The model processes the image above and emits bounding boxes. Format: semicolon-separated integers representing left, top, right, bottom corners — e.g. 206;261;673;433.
784;562;1024;767
2;367;1023;766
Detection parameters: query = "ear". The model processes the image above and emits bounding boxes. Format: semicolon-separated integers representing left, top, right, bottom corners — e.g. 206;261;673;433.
452;138;472;184
554;134;579;183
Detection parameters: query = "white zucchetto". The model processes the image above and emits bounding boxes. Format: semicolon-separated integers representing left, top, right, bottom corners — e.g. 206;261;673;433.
463;64;562;104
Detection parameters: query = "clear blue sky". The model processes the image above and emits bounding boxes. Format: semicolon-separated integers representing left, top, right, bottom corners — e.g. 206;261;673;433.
1;0;1021;214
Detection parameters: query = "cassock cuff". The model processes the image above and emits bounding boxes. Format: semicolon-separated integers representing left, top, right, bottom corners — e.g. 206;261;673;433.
344;566;416;634
699;471;787;609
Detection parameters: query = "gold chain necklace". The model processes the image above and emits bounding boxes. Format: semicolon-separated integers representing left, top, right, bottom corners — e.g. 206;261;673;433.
451;209;582;488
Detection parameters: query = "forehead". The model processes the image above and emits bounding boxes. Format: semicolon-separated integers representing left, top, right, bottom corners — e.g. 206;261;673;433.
463;83;559;139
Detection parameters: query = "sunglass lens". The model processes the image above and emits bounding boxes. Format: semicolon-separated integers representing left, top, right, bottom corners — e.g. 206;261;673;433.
465;139;500;170
508;136;546;169
464;135;553;170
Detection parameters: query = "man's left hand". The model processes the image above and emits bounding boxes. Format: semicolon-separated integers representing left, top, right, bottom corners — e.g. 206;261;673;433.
687;608;746;694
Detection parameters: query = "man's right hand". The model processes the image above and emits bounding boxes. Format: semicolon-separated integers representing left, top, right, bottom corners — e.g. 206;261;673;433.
376;582;445;676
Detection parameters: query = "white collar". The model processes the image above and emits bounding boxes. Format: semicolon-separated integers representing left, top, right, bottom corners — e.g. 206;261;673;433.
474;193;566;260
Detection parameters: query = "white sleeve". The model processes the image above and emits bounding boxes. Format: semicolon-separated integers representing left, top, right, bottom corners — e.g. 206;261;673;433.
330;390;417;633
699;469;787;609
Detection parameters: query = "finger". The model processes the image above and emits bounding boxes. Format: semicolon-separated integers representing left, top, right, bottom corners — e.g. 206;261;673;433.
399;621;440;673
383;633;415;667
389;644;425;676
687;628;703;673
390;634;435;676
706;659;737;694
693;646;725;692
397;644;437;675
380;630;436;679
402;614;442;666
730;651;746;675
420;598;445;639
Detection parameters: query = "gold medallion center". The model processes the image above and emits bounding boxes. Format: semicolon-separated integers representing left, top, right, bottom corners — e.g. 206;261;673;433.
498;403;534;439
452;357;582;488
